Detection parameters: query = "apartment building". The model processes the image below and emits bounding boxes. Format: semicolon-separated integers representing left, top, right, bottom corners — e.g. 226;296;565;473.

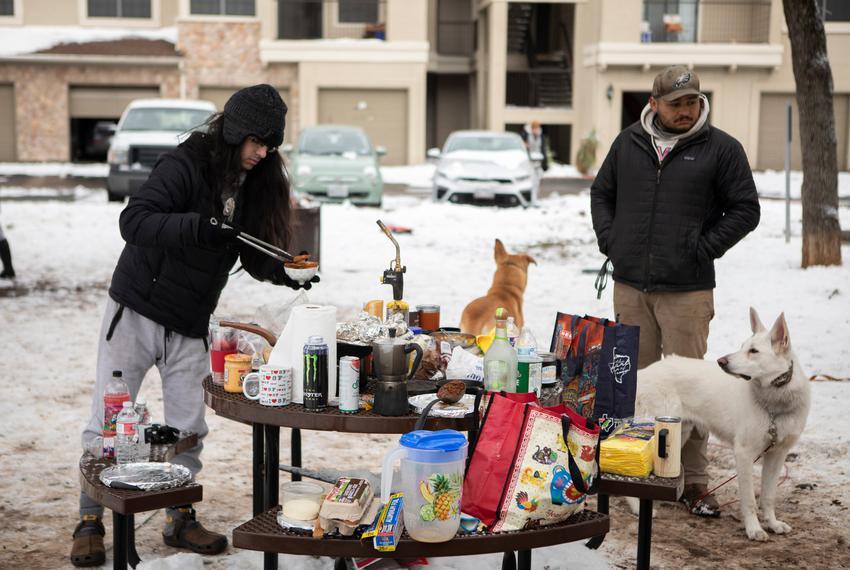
0;0;848;170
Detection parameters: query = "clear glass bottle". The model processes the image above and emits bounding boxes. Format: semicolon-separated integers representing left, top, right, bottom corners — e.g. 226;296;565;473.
484;308;518;392
506;316;520;347
115;401;139;465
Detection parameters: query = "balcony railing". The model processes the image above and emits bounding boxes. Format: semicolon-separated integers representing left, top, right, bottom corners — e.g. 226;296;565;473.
643;0;771;44
277;0;387;41
506;69;572;108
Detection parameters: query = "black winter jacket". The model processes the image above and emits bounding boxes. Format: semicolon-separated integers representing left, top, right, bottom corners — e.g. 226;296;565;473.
109;137;275;338
590;122;760;292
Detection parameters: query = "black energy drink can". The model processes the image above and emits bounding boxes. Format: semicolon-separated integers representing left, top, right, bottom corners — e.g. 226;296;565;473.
303;335;329;411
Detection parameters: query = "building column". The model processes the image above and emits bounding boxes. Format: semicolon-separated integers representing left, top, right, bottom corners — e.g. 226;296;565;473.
486;0;508;131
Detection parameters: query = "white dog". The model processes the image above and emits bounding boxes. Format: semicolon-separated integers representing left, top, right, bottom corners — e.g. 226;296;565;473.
632;308;811;541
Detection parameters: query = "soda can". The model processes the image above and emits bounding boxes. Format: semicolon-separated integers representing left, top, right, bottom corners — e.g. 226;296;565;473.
303;335;329;411
338;356;360;414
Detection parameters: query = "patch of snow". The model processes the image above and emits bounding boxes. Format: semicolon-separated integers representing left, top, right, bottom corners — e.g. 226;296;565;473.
0;26;177;57
0;162;109;178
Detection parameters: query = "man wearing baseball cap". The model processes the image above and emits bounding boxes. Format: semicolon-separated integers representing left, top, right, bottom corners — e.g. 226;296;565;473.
590;66;760;517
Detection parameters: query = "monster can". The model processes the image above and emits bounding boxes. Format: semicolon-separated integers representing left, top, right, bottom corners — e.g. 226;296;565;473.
303;335;329;411
338;356;360;414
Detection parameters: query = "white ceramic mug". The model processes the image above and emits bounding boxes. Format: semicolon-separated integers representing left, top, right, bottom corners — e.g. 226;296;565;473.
243;365;292;407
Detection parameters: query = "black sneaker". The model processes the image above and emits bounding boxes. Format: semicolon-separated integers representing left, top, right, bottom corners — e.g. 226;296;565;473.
70;515;106;567
680;483;721;517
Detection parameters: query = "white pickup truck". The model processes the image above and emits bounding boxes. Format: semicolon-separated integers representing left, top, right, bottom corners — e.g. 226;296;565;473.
106;98;216;201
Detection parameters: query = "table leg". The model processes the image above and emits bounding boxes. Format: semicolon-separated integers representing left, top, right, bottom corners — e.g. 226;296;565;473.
112;511;128;570
253;424;264;517
263;425;280;570
517;550;532;570
501;551;516;570
636;498;653;570
127;514;140;568
334;558;348;570
264;425;280;510
291;428;302;482
585;493;609;549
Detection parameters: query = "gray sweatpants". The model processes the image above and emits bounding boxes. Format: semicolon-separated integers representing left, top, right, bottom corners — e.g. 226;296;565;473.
79;297;210;517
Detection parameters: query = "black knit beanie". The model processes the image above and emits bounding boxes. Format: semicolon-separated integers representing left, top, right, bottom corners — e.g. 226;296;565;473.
223;84;287;148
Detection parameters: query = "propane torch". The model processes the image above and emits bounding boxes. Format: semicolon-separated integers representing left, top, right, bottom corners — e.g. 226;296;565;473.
376;219;408;320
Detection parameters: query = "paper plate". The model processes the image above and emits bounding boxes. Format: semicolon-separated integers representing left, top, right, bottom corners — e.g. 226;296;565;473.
99;462;192;491
408;393;476;418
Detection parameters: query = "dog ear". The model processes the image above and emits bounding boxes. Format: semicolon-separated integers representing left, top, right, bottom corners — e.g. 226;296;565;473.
494;239;507;262
749;307;766;333
525;254;537;266
769;313;790;353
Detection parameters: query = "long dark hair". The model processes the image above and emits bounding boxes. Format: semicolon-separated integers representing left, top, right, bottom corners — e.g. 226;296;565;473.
188;113;292;277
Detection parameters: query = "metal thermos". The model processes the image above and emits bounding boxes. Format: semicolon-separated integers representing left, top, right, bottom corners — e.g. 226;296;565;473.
654;416;682;478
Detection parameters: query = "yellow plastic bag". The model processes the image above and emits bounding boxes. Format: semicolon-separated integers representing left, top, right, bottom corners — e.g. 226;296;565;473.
600;419;655;478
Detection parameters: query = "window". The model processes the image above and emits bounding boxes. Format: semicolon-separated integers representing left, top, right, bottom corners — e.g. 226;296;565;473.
339;0;378;24
824;0;850;22
88;0;151;18
643;0;698;43
190;0;255;16
278;0;322;39
0;0;13;17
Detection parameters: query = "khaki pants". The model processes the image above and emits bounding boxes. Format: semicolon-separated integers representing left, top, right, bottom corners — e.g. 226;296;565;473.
613;282;715;485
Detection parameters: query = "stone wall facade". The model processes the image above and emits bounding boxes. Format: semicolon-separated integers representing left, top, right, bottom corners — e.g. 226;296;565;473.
0;63;180;161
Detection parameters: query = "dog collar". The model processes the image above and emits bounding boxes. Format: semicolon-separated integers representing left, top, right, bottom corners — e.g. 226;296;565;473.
771;362;794;388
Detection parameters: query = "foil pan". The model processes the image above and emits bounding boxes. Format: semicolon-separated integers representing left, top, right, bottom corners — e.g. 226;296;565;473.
100;462;192;491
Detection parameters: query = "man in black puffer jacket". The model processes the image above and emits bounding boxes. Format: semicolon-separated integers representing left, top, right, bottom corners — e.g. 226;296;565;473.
591;66;760;517
72;85;318;567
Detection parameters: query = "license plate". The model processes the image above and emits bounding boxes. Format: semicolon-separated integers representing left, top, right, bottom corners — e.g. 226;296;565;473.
473;188;495;200
327;184;349;198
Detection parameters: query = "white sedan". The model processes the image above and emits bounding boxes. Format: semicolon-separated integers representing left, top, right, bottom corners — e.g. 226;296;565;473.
429;130;542;207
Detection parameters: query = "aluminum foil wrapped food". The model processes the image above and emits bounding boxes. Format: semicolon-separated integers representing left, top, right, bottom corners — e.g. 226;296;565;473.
99;462;192;491
336;312;412;344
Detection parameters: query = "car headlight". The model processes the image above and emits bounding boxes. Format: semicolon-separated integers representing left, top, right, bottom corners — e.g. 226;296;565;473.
435;171;453;184
108;146;129;165
363;165;378;182
297;164;312;177
514;174;531;182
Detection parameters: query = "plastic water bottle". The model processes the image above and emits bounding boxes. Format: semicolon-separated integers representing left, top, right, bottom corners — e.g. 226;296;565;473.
134;398;152;462
517;326;543;396
102;370;130;459
115;401;140;465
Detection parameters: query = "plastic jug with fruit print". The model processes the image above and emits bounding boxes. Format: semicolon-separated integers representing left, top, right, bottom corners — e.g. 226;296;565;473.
380;430;468;542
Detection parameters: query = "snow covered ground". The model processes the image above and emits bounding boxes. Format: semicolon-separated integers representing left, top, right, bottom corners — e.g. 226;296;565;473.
1;166;849;569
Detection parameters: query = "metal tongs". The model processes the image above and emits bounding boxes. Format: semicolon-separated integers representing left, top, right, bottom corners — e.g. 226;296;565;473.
211;218;295;262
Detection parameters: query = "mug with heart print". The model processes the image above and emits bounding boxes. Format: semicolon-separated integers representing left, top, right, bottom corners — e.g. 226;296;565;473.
243;365;292;406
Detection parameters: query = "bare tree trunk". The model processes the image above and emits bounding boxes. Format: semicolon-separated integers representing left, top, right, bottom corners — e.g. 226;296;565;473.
782;0;842;267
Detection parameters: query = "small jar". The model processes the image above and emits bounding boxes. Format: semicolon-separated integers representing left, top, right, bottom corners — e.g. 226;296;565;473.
416;304;440;331
224;353;252;394
538;352;562;407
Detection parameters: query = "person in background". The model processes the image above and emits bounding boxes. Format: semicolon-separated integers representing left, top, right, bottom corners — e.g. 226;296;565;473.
520;119;549;172
590;65;760;517
70;84;318;567
0;208;15;280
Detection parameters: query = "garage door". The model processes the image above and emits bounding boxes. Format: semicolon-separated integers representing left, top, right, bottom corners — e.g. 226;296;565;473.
0;85;15;161
199;86;291;142
318;88;407;165
758;93;849;171
69;86;160;119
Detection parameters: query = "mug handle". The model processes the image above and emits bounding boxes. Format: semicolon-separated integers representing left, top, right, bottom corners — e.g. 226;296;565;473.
658;428;669;458
242;372;261;400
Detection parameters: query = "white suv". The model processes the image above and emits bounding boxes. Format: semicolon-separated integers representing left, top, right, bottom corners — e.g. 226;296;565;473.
106;99;216;201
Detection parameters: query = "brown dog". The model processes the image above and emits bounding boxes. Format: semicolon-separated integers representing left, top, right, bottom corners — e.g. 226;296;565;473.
460;239;536;335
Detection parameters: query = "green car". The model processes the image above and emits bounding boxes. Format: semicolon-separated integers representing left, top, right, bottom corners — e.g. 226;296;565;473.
284;125;385;207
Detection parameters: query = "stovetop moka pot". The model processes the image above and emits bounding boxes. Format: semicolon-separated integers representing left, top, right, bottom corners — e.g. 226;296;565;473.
371;338;424;416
